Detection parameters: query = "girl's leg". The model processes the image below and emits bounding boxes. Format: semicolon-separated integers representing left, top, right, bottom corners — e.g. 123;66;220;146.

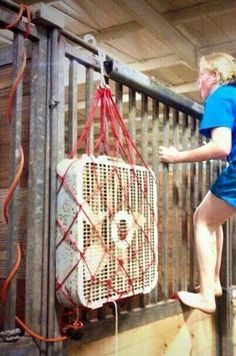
215;226;223;296
195;227;222;295
178;191;236;313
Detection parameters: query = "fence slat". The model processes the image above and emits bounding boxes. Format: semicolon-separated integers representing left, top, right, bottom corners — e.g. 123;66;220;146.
181;113;188;291
151;99;159;303
86;67;94;154
141;94;148;163
68;59;78;153
58;36;65;161
189;116;198;291
162;104;169;300
115;82;123;156
128;87;136;160
172;109;179;294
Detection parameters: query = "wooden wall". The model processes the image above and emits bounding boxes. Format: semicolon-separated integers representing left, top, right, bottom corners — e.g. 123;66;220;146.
68;309;216;356
0;62;30;329
0;52;217;354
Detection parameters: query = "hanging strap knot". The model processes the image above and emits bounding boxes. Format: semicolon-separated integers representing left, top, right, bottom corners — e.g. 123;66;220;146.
98;49;107;88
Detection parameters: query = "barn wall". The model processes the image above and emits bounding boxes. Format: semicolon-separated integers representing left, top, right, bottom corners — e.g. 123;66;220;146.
0;58;218;353
68;310;216;356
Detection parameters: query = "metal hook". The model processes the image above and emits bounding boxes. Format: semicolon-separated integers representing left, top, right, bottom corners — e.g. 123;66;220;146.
83;34;107;88
83;34;97;47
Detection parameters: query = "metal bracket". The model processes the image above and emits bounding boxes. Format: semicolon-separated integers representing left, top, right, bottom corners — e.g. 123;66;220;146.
49;97;59;108
0;328;21;343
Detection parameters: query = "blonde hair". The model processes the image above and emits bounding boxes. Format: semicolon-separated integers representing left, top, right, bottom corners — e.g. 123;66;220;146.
199;53;236;85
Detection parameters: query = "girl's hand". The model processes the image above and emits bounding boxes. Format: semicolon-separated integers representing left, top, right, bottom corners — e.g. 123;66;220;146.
159;146;180;163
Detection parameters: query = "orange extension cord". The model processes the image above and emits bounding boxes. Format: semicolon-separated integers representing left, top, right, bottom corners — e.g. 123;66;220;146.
2;3;67;343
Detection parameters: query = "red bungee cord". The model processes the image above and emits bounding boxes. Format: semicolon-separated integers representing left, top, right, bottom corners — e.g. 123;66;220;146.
2;3;67;343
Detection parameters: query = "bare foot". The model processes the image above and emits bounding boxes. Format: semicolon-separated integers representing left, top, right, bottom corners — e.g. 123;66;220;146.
177;291;216;314
214;281;223;297
195;282;222;297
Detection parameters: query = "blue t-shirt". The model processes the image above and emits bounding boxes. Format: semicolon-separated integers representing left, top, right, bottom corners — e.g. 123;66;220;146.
199;85;236;162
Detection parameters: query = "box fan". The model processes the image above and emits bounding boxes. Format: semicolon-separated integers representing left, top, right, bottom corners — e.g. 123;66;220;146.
56;154;158;309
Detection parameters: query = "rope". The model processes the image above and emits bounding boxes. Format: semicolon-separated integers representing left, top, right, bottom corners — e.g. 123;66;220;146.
15;317;67;343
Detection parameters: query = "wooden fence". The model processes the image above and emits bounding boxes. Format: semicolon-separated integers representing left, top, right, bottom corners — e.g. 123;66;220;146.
0;2;235;355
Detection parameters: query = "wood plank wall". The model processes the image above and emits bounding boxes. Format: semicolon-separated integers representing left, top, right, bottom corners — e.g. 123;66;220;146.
0;41;224;350
0;58;219;328
68;310;216;356
0;61;30;328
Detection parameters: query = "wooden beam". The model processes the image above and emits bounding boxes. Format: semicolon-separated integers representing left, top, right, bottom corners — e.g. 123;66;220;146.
199;40;236;56
91;21;143;42
170;82;198;94
114;0;197;67
65;92;140;111
13;0;56;4
66;82;199;111
52;0;98;31
164;0;236;25
30;3;64;29
0;29;13;44
129;54;183;71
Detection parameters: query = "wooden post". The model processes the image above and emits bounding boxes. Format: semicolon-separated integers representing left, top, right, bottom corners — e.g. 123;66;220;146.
218;222;233;356
25;27;49;355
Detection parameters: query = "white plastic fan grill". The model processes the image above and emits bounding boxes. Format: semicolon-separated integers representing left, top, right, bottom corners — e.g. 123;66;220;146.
56;155;158;309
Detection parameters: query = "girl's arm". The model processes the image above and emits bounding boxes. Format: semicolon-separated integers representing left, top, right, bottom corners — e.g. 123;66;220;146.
159;127;232;164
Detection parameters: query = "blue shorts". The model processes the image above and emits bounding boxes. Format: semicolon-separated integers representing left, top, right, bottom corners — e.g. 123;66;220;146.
211;163;236;208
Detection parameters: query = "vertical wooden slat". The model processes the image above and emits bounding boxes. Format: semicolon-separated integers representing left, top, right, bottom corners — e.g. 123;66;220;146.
162;104;169;300
218;221;233;356
172;109;179;294
128;87;136;160
152;100;159;177
141;94;148;163
197;134;204;204
181;113;188;291
81;66;94;323
115;82;123;116
189;116;197;291
115;82;123;156
86;67;94;154
51;34;66;355
151;99;159;303
139;94;148;308
5;32;24;330
68;59;78;153
57;35;65;161
206;150;212;190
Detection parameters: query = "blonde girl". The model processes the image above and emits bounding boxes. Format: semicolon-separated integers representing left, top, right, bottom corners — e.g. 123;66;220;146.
159;53;236;313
